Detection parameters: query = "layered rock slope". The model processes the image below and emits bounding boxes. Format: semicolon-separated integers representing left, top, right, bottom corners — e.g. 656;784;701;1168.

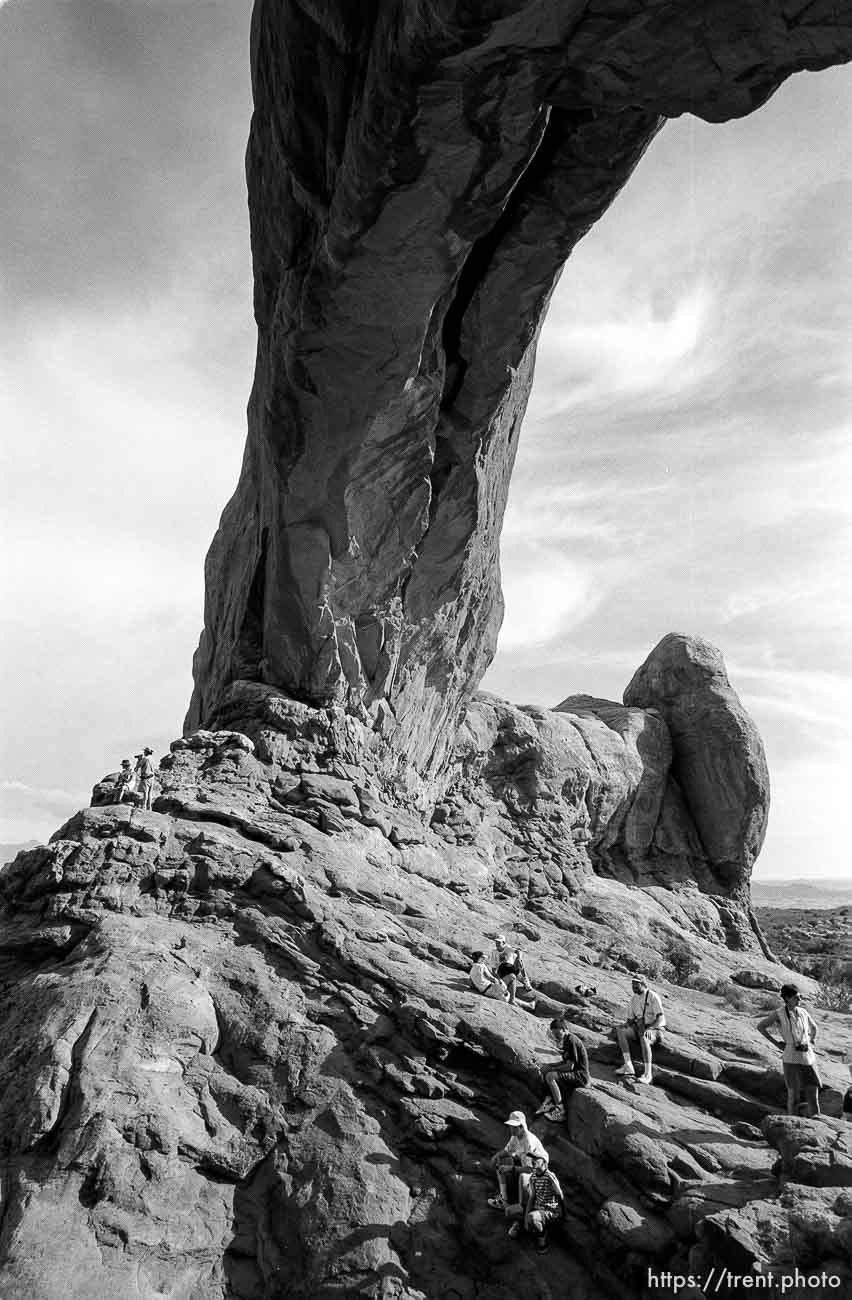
188;0;852;788
2;643;850;1299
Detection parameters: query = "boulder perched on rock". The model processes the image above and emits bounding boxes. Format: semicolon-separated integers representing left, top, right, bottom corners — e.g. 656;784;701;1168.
624;635;770;895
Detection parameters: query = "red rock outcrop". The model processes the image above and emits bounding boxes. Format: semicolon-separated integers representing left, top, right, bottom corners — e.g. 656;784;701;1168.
187;0;852;789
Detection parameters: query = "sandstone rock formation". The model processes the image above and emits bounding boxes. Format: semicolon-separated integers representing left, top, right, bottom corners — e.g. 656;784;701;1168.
625;635;770;895
3;4;851;1298
0;709;847;1299
187;0;852;791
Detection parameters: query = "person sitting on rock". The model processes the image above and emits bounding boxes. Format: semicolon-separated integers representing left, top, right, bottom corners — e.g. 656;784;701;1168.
136;747;157;811
492;933;533;998
113;759;134;803
488;1110;548;1213
757;983;821;1118
535;1015;590;1121
615;974;666;1084
507;1152;564;1253
469;952;509;1001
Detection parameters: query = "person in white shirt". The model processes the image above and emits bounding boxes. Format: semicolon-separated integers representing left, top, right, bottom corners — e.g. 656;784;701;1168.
758;983;821;1117
615;975;666;1084
488;1110;548;1213
469;952;509;1001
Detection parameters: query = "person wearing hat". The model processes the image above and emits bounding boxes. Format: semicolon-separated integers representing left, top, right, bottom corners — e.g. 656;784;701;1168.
113;759;135;804
136;747;157;811
507;1152;564;1253
492;934;533;1001
615;974;665;1084
758;983;821;1117
488;1110;548;1213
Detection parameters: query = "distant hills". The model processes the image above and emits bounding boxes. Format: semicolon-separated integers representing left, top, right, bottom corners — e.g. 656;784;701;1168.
751;878;852;909
0;841;39;867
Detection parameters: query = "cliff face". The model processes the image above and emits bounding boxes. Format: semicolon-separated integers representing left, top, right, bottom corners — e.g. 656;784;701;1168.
187;0;852;788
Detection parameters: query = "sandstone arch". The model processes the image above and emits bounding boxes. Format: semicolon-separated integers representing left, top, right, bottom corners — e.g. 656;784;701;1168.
187;0;851;789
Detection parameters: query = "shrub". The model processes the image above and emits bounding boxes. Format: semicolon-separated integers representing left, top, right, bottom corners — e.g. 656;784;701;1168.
685;974;718;994
722;986;752;1013
814;977;852;1014
663;936;700;986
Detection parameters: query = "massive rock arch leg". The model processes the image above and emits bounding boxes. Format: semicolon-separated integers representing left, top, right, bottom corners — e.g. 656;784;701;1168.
187;0;851;791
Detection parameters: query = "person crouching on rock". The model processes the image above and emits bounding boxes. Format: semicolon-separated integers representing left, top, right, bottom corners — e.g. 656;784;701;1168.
507;1153;565;1253
757;983;821;1118
615;974;666;1084
488;1110;548;1214
469;951;509;1002
535;1015;589;1122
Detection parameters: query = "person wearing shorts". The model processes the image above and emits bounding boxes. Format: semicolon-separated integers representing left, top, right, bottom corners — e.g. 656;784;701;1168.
506;1154;564;1253
758;983;821;1117
469;952;508;1001
489;1111;548;1213
492;934;533;999
615;975;665;1084
536;1015;589;1121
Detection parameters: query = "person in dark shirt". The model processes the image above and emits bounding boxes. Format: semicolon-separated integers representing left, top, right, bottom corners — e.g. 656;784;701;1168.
507;1154;564;1252
535;1015;589;1122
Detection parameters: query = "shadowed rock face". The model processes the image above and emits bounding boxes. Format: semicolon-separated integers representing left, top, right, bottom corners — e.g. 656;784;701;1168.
187;0;852;788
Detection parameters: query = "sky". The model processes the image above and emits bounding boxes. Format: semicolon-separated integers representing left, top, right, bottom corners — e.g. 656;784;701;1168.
1;1;849;880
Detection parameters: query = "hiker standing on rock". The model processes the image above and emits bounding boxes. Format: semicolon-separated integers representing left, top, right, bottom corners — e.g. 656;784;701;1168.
488;1111;547;1215
135;747;156;811
615;974;665;1084
758;983;821;1118
469;952;509;1001
536;1015;589;1121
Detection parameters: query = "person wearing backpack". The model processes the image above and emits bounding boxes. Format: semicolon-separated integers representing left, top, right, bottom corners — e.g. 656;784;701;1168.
615;975;665;1084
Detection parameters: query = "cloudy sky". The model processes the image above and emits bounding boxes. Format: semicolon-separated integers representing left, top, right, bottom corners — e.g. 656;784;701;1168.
1;2;849;879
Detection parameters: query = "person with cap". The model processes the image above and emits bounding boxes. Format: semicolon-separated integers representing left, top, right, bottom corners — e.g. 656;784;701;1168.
113;759;135;803
469;952;509;1001
507;1152;564;1253
492;934;533;1000
535;1015;590;1121
136;747;157;811
615;974;666;1084
488;1110;547;1213
758;983;822;1117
